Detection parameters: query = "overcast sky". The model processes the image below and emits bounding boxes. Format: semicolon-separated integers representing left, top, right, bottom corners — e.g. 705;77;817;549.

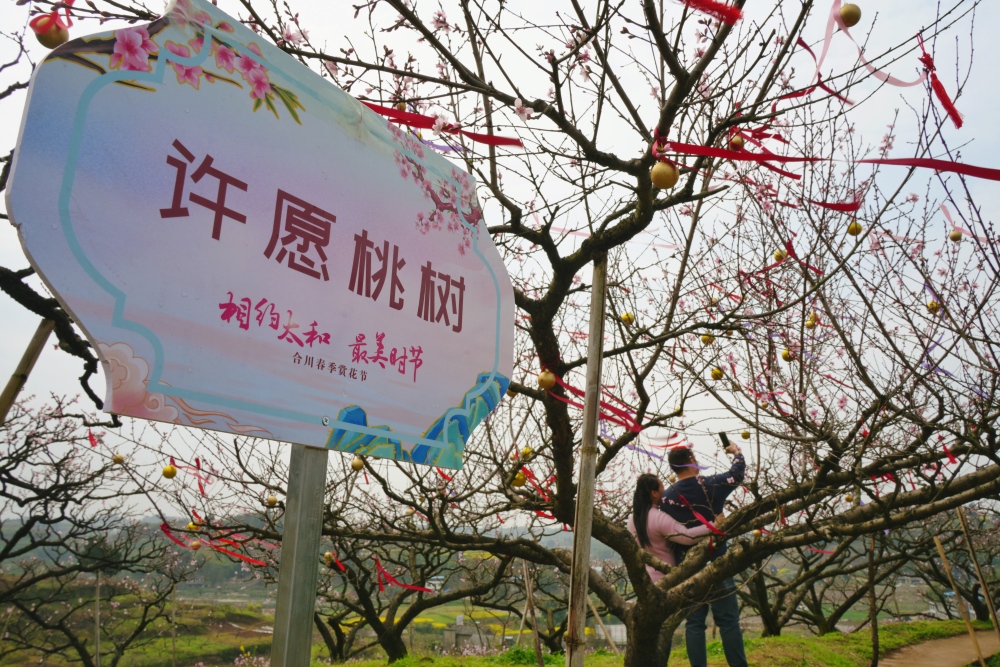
1;0;997;471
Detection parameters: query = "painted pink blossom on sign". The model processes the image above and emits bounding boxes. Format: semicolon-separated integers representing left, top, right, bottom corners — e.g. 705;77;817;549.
388;122;478;255
246;67;271;100
109;26;158;72
165;41;203;89
214;45;236;73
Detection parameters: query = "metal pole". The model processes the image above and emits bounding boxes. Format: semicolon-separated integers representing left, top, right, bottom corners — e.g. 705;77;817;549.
0;319;54;424
271;443;329;667
565;255;607;667
95;570;100;667
934;536;986;667
957;507;1000;645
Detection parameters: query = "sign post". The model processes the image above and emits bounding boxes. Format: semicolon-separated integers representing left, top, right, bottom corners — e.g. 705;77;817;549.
272;443;329;667
7;3;515;667
565;255;607;667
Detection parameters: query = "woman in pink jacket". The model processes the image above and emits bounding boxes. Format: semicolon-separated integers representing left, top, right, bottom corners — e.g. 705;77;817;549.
627;473;714;666
628;473;714;580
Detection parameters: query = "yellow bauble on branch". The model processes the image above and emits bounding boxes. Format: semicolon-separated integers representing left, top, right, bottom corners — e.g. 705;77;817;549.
650;161;679;189
512;471;527;488
760;400;769;409
844;494;854;503
521;446;534;460
839;3;862;28
187;522;199;532
266;495;278;507
774;249;787;262
729;135;745;150
805;318;817;330
668;474;677;484
711;367;725;381
351;456;365;472
949;229;964;243
537;369;556;390
621;312;636;326
406;507;416;515
506;388;516;397
162;465;177;479
701;334;715;345
35;24;69;49
781;349;794;362
324;551;333;562
752;529;762;539
741;430;751;440
847;220;863;237
112;453;125;465
190;540;201;551
927;300;941;315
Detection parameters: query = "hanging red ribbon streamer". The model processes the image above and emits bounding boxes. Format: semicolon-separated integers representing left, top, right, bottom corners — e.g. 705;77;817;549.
547;372;642;432
159;523;267;567
170;456;211;496
374;558;433;593
660;139;1000;183
680;0;743;25
677;494;725;536
917;35;963;129
804;197;862;212
361;102;523;148
942;443;958;465
88;430;98;447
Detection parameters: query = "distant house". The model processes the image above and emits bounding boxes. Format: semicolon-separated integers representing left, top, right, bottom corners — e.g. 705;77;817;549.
426;576;445;593
926;591;975;619
443;615;494;649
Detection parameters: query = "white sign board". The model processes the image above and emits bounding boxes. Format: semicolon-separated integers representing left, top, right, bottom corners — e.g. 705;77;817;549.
7;0;514;469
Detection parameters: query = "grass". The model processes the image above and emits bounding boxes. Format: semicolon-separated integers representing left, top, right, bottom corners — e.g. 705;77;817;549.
331;621;993;667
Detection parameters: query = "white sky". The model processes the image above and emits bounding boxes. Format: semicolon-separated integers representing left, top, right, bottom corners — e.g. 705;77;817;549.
1;0;998;473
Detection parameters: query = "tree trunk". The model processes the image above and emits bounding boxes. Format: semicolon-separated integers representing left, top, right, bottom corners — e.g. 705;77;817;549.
315;613;340;662
749;571;782;637
380;626;409;663
624;609;671;667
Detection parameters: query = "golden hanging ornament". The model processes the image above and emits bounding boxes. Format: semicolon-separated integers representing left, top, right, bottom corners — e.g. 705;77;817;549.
650;161;679;189
839;3;862;28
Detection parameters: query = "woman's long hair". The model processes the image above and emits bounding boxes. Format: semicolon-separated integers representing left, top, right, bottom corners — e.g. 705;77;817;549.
633;473;661;548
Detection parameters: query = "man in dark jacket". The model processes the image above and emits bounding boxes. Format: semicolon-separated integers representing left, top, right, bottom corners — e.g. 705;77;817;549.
660;441;747;667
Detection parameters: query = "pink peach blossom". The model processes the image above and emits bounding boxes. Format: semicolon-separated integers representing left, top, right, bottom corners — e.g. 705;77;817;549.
247;66;271;100
109;26;157;72
214;45;236;73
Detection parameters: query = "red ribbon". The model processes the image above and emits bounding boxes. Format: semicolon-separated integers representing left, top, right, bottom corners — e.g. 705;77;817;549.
804;197;862;212
919;36;962;129
29;0;74;37
87;430;98;447
160;523;267;567
375;558;433;593
660;140;1000;183
362;102;523;147
547;372;642;432
677;494;725;537
680;0;743;25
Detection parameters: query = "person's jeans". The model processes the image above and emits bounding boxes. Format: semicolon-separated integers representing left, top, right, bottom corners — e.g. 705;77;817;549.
684;577;747;667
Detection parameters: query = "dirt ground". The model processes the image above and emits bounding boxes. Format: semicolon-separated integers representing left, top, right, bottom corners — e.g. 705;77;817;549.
881;630;1000;667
